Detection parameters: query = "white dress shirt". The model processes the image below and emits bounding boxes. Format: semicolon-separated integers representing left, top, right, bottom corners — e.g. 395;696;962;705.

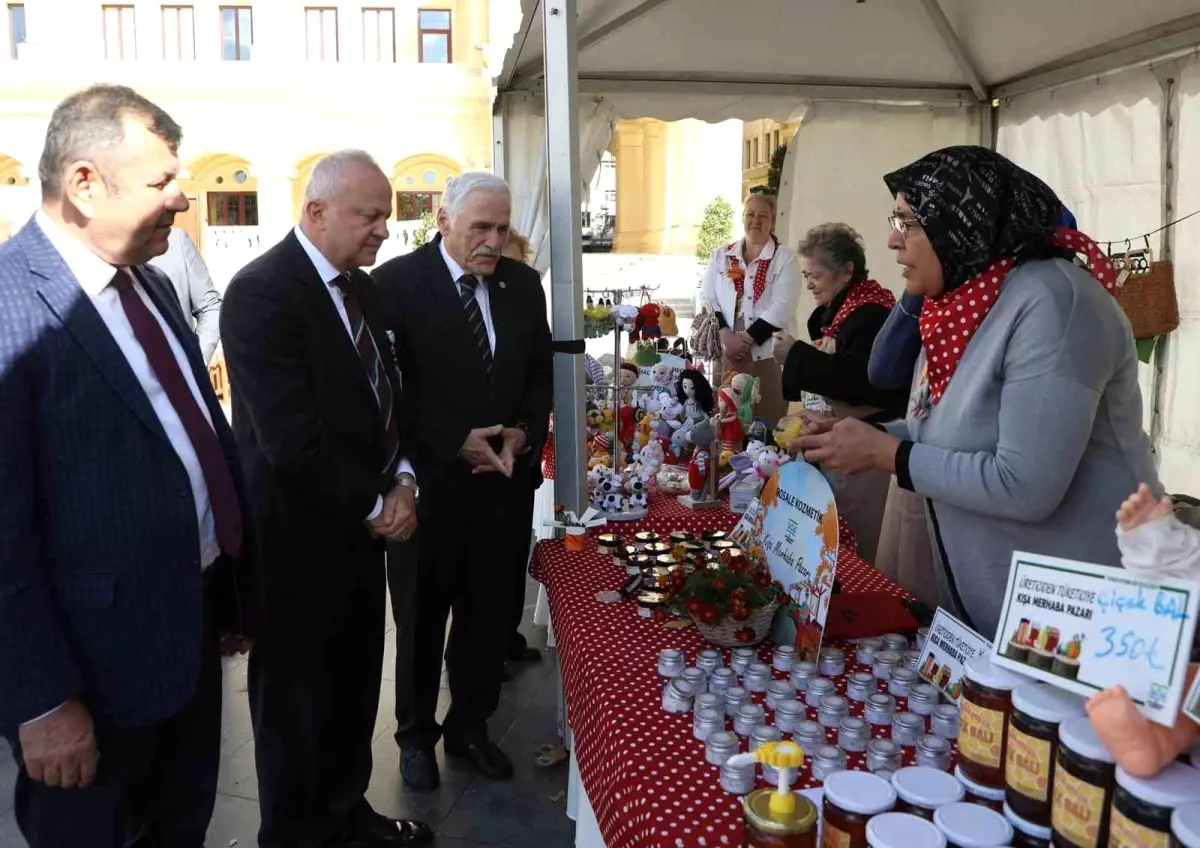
439;238;497;354
291;227;413;521
699;237;801;362
36;211;221;570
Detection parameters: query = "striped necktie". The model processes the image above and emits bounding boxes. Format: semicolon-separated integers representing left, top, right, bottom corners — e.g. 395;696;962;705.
457;274;493;373
336;272;400;475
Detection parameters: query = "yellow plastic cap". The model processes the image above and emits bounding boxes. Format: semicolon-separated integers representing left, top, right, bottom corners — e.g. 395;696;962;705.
757;741;805;769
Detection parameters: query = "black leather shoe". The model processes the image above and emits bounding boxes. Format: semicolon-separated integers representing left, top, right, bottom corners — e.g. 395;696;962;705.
400;747;440;793
508;644;543;663
337;804;433;846
443;736;514;780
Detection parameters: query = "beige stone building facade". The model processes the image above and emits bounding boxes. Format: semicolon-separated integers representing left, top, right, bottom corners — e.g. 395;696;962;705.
741;117;799;201
0;0;500;285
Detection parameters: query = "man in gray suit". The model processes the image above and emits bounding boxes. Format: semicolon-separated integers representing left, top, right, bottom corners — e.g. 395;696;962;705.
149;227;222;363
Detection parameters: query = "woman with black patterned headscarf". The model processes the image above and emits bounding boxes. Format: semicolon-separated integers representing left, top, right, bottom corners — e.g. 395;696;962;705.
791;146;1160;634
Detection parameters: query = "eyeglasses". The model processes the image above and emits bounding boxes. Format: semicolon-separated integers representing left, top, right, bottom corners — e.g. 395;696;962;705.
888;215;922;237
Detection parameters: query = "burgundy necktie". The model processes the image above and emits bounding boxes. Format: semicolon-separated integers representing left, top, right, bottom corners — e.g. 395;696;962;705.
112;269;243;559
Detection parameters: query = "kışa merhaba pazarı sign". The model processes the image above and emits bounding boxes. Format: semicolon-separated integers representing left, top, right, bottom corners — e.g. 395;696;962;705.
730;460;837;662
992;551;1200;726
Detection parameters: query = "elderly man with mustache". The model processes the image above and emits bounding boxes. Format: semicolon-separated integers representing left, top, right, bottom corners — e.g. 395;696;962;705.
372;173;552;791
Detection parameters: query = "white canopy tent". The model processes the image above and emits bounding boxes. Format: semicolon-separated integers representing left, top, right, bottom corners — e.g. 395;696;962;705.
493;0;1200;513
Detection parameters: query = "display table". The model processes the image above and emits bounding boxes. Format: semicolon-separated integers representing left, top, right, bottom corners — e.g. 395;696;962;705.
531;491;955;848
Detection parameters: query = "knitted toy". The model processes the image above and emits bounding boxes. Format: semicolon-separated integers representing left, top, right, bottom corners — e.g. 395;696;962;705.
729;373;761;431
717;389;745;457
631;302;662;342
1085;483;1200;776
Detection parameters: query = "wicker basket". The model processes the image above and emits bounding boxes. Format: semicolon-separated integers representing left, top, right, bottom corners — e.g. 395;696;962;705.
1115;251;1179;339
690;599;780;648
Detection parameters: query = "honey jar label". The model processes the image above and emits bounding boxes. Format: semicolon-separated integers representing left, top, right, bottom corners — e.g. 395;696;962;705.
821;817;851;848
1107;805;1168;848
959;698;1004;768
1005;723;1051;802
1050;764;1105;848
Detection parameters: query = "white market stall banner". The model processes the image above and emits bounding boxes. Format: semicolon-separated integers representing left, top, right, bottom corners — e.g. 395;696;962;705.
992;552;1200;726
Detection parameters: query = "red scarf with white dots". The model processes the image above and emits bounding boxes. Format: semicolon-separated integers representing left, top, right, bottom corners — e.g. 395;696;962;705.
919;227;1118;406
822;279;897;339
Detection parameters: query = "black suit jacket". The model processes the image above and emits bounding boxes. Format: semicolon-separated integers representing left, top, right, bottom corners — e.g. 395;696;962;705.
0;218;254;731
371;235;552;497
220;232;407;630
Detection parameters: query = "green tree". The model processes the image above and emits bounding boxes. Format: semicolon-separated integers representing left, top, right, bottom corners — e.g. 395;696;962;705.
412;210;436;248
695;197;734;265
767;144;787;195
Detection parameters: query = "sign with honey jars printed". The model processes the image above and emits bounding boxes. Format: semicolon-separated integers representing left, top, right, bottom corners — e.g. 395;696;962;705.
1006;722;1052;801
916;607;992;701
992;552;1200;726
1050;765;1107;848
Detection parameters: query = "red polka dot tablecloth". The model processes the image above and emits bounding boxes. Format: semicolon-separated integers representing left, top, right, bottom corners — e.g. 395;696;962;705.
531;492;956;848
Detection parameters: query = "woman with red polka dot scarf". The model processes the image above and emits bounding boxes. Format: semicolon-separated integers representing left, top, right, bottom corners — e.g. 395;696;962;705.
791;145;1160;637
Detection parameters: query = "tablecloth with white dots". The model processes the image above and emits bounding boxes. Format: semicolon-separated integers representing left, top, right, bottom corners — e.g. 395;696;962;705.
530;492;957;848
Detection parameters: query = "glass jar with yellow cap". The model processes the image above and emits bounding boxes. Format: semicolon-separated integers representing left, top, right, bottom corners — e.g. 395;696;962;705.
728;741;818;848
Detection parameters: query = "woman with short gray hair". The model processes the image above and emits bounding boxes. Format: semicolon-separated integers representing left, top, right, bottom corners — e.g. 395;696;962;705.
775;222;908;561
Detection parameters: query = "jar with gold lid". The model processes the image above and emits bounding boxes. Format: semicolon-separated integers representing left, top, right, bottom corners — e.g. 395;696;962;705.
959;654;1026;789
743;786;819;848
956;764;1006;812
636;590;667;619
892;766;965;821
1109;763;1200;848
823;770;898;848
712;539;736;557
634;531;660;548
597;533;623;555
934;801;1014;848
643;541;670;559
1005;683;1086;826
621;546;640;574
701;529;727;548
867;811;947;848
1050;715;1113;848
668;529;694;545
629;553;655;574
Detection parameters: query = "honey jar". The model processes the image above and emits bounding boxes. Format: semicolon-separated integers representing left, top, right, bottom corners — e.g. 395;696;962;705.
1005;683;1086;826
743;787;818;848
823;770;898;848
955;764;1006;812
892;766;965;821
1109;763;1200;848
867;811;947;848
634;531;660;548
1006;802;1053;848
1050;715;1113;848
668;530;694;545
958;649;1027;775
933;801;1014;848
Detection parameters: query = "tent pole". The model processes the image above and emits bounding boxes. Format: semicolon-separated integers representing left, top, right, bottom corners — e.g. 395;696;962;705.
543;0;587;515
492;93;507;180
1148;61;1183;475
917;0;988;102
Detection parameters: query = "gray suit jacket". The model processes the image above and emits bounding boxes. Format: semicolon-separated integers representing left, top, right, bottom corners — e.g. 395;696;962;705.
148;228;221;363
888;258;1160;636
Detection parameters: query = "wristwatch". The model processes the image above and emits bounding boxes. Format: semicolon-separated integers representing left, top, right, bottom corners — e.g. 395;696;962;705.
396;472;419;499
514;422;533;454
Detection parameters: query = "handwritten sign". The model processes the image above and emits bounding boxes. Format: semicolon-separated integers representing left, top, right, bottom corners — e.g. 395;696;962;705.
916;608;993;701
730;461;837;662
992;552;1200;726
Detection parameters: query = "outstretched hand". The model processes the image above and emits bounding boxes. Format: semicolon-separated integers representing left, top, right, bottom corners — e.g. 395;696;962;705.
1116;483;1173;532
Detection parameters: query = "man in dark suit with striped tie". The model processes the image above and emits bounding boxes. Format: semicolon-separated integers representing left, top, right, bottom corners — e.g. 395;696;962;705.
0;84;254;848
372;173;553;792
220;151;431;847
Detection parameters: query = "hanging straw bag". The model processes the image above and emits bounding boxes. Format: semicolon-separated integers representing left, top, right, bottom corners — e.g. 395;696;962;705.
1113;243;1179;339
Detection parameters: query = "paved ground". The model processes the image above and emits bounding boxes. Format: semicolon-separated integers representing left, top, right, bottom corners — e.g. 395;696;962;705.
0;574;573;848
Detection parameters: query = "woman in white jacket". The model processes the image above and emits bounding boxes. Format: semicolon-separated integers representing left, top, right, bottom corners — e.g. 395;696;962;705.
699;192;800;421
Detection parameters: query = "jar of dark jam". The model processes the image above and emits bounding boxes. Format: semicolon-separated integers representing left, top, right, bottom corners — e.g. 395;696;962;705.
955;764;1005;813
1050;716;1113;848
892;766;965;821
634;531;660;548
822;770;897;848
1006;802;1053;848
1005;683;1086;826
668;530;695;545
958;654;1026;789
866;811;947;848
1109;763;1200;848
743;788;818;848
933;801;1014;848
